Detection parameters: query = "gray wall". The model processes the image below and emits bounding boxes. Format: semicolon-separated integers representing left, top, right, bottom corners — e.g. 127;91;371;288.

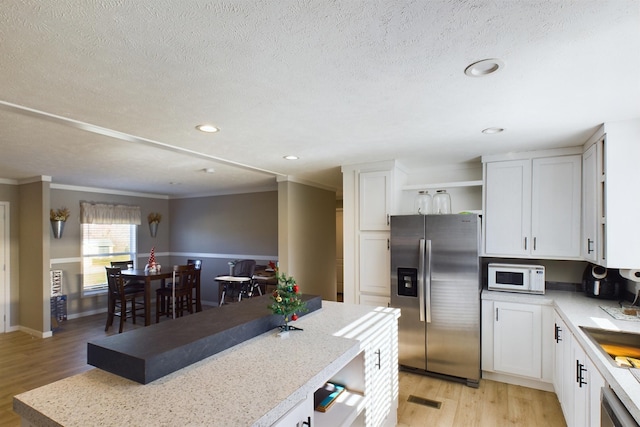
169;191;278;305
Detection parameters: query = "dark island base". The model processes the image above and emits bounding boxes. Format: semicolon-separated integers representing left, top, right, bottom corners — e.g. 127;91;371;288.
87;294;322;384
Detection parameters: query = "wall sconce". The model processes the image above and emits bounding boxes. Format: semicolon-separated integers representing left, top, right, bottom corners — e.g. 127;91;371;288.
147;212;161;238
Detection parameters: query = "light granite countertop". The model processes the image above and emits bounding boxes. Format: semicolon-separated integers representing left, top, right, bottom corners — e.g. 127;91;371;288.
482;289;640;424
14;302;391;427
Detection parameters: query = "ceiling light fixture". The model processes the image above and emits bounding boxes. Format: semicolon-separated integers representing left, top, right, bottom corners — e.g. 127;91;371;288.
203;168;215;173
196;124;219;133
482;127;505;134
283;155;299;160
464;59;504;77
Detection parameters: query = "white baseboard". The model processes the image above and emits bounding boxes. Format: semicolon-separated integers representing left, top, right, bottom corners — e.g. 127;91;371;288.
18;325;52;339
481;370;554;392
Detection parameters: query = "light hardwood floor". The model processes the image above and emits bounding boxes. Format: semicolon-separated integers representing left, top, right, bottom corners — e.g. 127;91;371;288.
1;312;566;427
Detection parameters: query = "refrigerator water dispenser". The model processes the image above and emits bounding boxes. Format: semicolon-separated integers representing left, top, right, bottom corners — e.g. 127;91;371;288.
397;267;418;297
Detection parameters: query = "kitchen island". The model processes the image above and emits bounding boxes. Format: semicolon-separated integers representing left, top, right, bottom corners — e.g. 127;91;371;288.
14;302;400;427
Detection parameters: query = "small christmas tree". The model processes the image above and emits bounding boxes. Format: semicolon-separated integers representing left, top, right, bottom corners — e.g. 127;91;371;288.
268;261;307;331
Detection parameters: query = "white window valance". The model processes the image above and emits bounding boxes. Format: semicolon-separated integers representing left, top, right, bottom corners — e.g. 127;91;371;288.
80;202;141;225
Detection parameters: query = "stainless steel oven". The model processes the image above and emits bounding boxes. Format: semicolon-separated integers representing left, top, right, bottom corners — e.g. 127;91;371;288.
601;387;639;427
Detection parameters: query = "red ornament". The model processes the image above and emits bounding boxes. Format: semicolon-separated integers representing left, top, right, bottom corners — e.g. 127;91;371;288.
293;285;299;293
291;313;298;321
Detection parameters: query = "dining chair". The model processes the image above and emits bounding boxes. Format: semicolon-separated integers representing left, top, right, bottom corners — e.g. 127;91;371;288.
105;267;146;333
110;260;145;292
156;264;197;322
187;259;202;311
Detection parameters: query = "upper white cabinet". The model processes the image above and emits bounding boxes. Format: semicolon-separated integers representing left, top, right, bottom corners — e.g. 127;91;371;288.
581;143;599;263
360;170;391;230
483;148;582;259
583;119;640;268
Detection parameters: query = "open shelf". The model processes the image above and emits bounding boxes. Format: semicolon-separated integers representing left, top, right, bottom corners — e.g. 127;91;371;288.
402;180;483;191
315;390;366;427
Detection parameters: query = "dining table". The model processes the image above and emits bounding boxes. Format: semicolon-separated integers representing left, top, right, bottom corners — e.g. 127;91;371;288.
120;268;202;325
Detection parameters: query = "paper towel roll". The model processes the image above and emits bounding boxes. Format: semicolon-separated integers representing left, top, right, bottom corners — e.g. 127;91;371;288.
619;269;640;282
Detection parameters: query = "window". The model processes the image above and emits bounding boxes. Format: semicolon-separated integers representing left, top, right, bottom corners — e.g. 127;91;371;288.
81;223;137;295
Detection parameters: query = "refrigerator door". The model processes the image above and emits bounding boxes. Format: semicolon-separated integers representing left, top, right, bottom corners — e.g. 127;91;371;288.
390;215;427;370
425;214;480;382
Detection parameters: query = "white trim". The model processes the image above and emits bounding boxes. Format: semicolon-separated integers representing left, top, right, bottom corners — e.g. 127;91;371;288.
170;252;278;260
66;308;107;319
481;146;582;163
51;183;169;199
18;175;51;184
275;175;337;192
19;325;52;339
169;185;278;199
0;202;9;333
0;178;18;185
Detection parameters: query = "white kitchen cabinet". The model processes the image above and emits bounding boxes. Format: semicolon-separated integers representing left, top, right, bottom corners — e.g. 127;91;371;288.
272;396;313;427
359;232;390;301
581;143;599;263
359;170;391;231
493;301;542;378
484;159;531;256
570;333;606;427
553;309;607;427
483;149;582;259
330;308;399;427
582;119;640;268
342;161;406;304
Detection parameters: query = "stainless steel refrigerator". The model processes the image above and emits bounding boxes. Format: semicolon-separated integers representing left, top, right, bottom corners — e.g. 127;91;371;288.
390;214;481;387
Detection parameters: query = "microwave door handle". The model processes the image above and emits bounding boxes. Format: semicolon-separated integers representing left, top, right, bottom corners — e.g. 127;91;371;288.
418;239;425;322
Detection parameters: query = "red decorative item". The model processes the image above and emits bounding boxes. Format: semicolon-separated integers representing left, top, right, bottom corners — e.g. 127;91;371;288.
293;284;299;293
148;246;156;268
291;313;298;321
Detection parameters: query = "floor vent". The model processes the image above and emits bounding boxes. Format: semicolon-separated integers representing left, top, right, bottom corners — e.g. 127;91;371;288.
407;395;442;409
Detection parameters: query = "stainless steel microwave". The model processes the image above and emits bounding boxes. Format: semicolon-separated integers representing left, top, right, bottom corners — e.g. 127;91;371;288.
488;263;545;294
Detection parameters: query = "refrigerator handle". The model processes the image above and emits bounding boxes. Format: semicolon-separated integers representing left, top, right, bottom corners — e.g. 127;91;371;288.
425;239;432;323
418;239;426;323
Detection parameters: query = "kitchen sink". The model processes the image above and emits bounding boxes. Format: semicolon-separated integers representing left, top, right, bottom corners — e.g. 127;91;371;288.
580;326;640;368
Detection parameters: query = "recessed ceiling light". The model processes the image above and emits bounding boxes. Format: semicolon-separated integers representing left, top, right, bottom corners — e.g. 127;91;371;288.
203;168;215;173
464;59;504;77
482;127;505;134
283;155;299;160
196;124;219;133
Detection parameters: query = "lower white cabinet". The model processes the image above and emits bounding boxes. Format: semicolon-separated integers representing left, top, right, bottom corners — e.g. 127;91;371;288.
553;310;606;427
482;298;553;390
359;232;390;302
275;308;399;427
493;301;543;378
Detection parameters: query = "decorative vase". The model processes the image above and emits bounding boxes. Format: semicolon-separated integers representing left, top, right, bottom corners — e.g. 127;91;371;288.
51;220;65;239
149;221;158;237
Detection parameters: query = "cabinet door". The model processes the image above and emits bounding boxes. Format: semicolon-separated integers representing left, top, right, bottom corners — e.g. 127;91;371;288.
359;170;391;230
271;395;313;427
363;315;393;427
493;301;542;378
582;145;598;262
359;232;390;297
531;155;582;258
570;338;606;427
553;312;572;417
484;160;531;256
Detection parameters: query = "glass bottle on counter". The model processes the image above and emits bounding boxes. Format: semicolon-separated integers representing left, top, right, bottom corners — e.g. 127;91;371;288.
414;190;432;215
433;190;451;214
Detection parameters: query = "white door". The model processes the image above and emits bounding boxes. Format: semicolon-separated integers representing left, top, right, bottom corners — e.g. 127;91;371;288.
0;203;7;333
493;301;542;378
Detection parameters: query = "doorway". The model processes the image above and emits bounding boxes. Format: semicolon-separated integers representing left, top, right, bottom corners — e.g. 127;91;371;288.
0;202;8;333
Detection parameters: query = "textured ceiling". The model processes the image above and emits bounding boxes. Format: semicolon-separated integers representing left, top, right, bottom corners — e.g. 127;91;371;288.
0;1;638;197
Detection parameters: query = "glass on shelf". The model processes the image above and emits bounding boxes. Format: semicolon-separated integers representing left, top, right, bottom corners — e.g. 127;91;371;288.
433;190;451;214
414;190;432;215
